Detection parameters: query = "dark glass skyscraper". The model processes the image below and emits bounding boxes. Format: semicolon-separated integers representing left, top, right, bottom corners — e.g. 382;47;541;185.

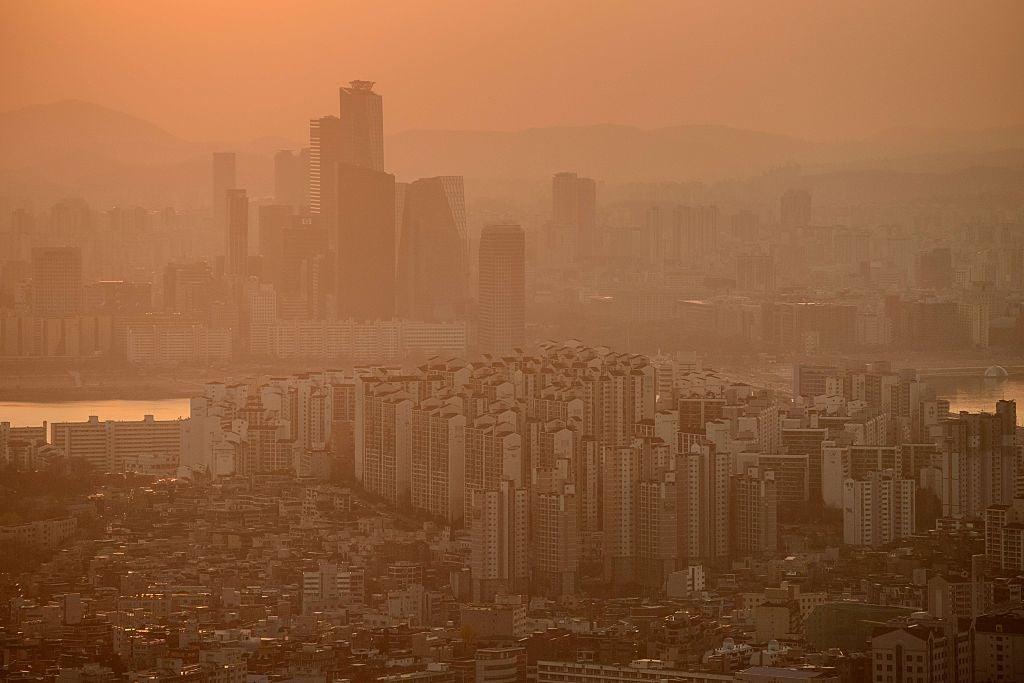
397;176;468;321
339;80;384;172
335;163;396;320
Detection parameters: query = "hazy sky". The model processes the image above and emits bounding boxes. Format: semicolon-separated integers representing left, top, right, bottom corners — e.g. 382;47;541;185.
3;0;1023;143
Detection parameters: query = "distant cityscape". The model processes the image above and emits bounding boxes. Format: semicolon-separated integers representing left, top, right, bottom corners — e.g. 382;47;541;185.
1;18;1024;683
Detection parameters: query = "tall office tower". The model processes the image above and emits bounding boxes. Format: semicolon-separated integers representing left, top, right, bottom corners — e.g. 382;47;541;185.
225;189;249;279
780;188;811;228
478;225;525;355
409;397;467;523
732;467;778;556
397;176;469;320
212;152;236;232
258;204;294;281
309;116;343;251
262;209;329;320
335;163;396;320
339;80;384;172
468;478;529;602
394;182;408;263
31;246;83;317
551;172;597;263
273;149;309;209
842;469;915;547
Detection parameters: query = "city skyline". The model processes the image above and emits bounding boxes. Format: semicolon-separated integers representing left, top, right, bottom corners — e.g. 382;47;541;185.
2;4;1024;683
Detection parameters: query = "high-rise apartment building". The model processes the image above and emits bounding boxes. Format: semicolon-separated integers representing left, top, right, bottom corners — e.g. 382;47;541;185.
530;482;578;597
602;443;641;582
31;246;83;317
51;414;183;474
468;478;529;602
478;225;525;355
356;378;414;506
410;398;467;523
985;498;1024;572
677;439;731;562
733;467;778;555
338;80;384;172
464;415;523;523
842;469;915;547
397;176;468;320
936;401;1018;518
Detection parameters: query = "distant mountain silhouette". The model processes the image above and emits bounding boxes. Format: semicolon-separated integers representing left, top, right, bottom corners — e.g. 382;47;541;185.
0;101;276;207
1;100;1021;207
0;99;199;168
387;123;1024;182
386;124;815;182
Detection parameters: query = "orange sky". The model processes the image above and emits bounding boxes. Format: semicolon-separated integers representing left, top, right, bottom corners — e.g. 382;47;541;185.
2;0;1023;143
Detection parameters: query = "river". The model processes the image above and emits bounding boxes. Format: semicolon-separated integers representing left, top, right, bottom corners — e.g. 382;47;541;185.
0;375;1021;428
922;375;1024;422
0;399;191;427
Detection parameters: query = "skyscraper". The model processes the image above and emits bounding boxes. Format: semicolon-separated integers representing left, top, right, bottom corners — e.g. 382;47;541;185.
212;152;236;233
551;172;597;263
397;176;468;321
273;148;309;209
478;225;525;355
309;116;343;252
335;163;396;320
225;189;248;279
339;80;384;172
31;246;83;317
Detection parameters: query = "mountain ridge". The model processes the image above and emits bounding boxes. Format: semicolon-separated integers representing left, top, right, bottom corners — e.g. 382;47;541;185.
2;99;1022;207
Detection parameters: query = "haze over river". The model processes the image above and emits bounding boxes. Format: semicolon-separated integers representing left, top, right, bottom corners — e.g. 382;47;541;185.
0;376;1020;428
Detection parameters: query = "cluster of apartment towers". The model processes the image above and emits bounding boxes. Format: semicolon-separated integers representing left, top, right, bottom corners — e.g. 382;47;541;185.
211;81;527;355
183;344;1023;602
